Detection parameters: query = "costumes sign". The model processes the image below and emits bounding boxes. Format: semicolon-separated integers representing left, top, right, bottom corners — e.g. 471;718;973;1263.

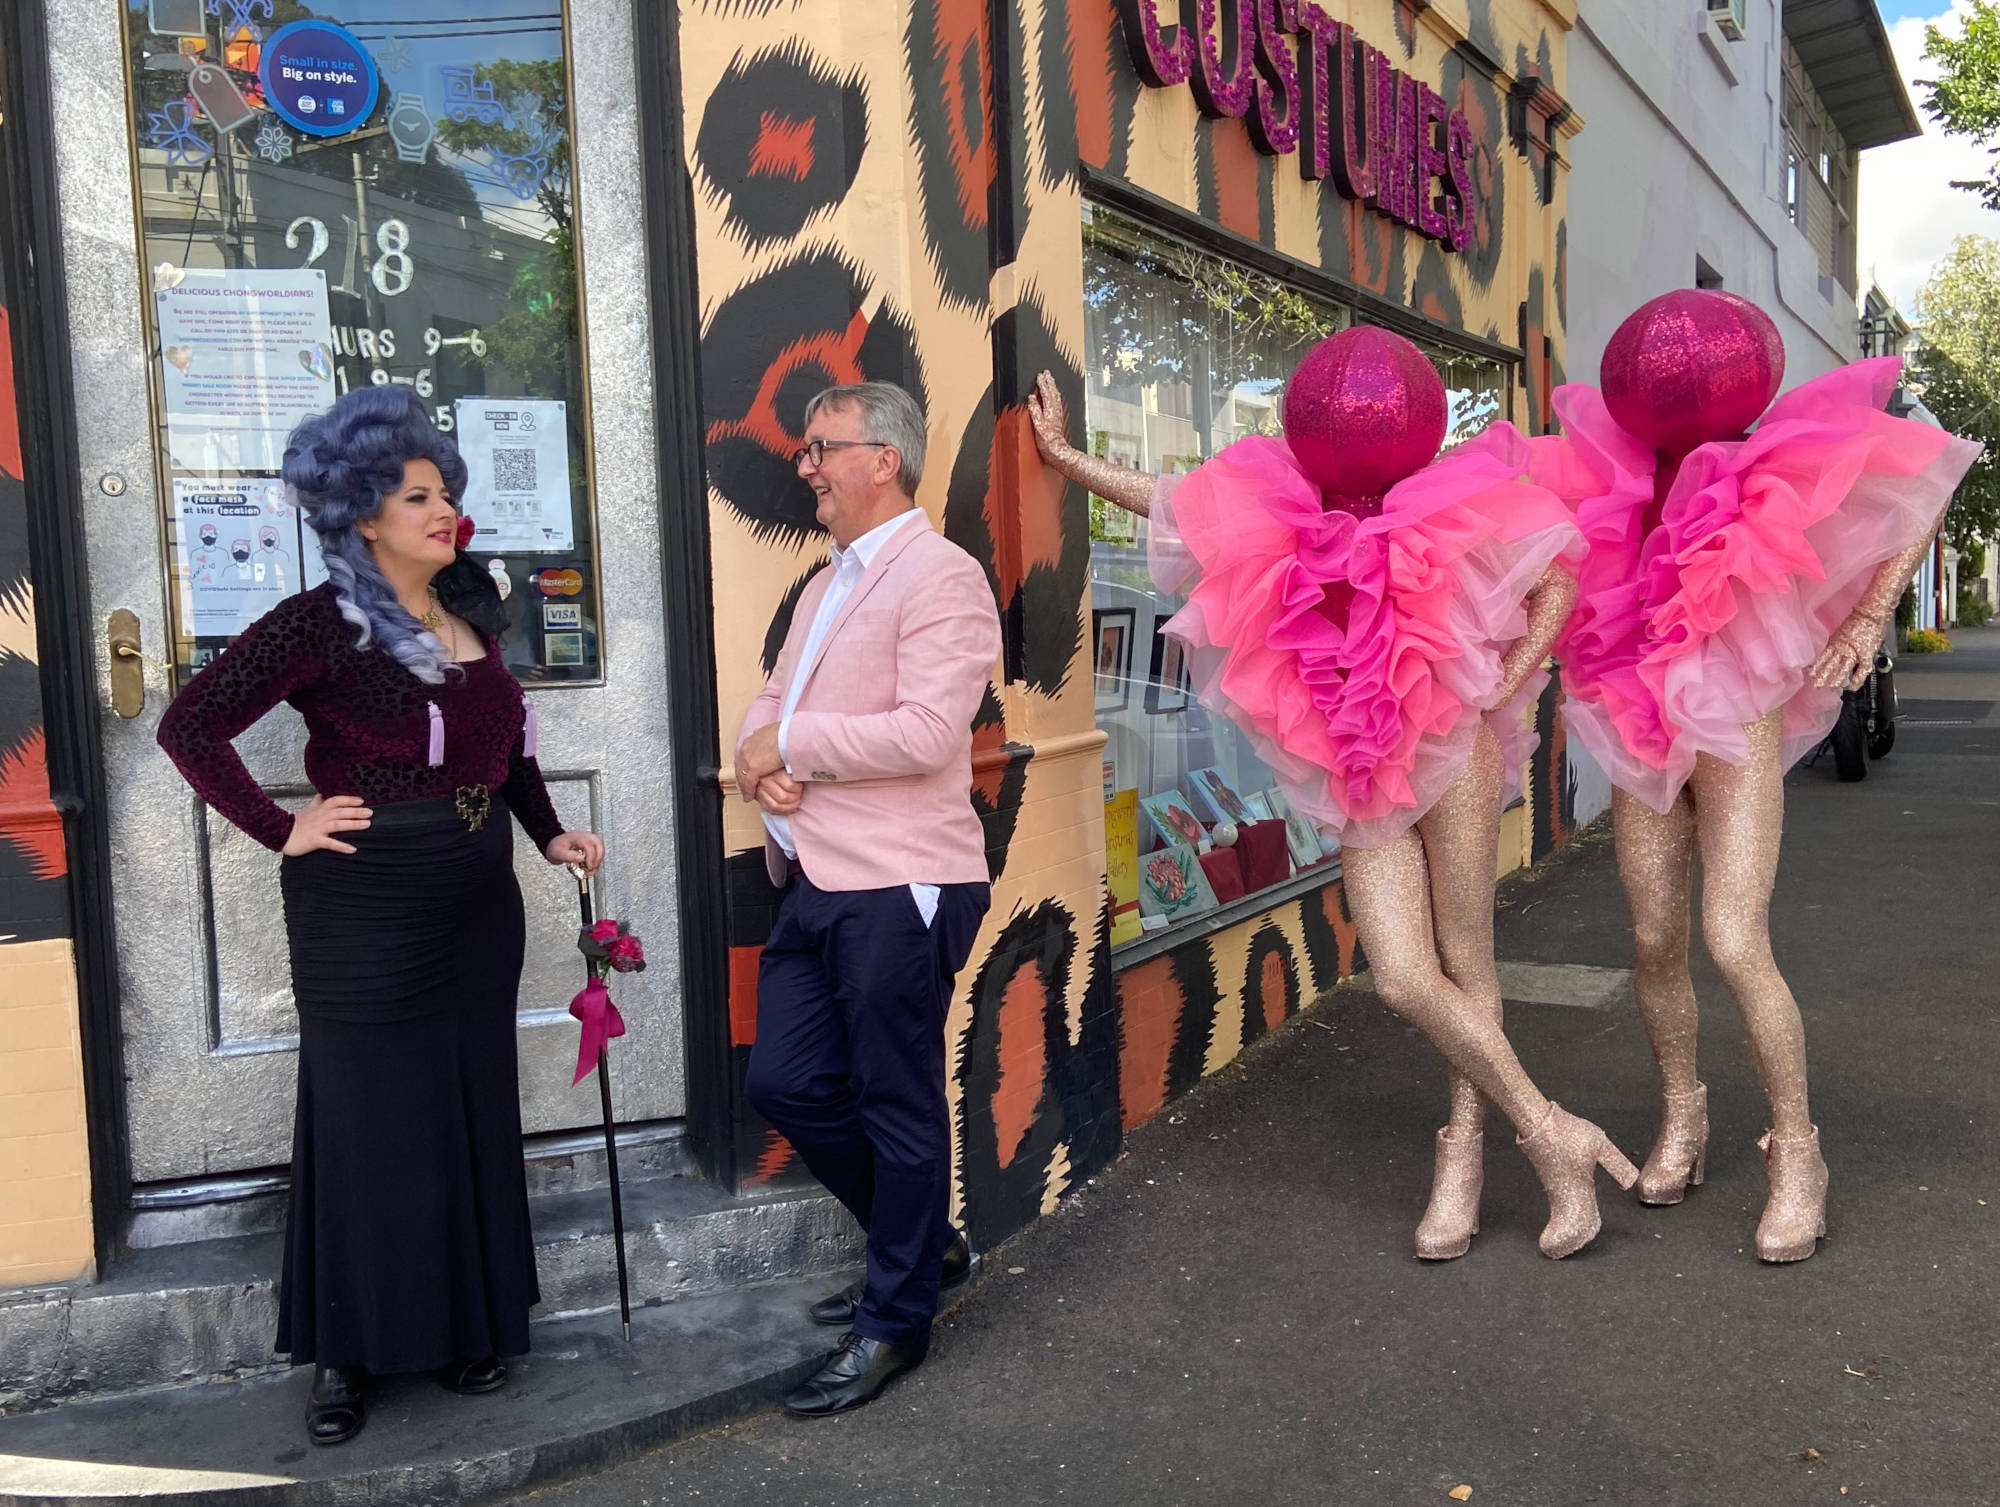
259;20;380;140
1112;0;1479;250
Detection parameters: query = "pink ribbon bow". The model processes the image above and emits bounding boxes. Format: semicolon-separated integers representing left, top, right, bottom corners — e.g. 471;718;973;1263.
568;977;627;1086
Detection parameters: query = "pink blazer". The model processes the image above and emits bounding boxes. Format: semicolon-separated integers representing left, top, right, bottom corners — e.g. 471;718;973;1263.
736;516;1002;891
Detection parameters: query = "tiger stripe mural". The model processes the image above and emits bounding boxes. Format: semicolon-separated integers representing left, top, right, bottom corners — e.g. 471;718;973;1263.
685;0;1582;1244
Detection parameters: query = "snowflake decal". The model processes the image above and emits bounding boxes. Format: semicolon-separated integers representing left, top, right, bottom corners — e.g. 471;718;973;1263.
254;120;293;164
375;37;414;74
143;100;211;167
207;0;274;39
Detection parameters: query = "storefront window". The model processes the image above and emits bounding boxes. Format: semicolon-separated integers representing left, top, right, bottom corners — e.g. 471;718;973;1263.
1085;205;1510;947
122;1;600;685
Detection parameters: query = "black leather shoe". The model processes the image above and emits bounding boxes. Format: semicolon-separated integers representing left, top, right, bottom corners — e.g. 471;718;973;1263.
784;1333;927;1416
435;1356;508;1395
809;1232;973;1327
306;1365;365;1446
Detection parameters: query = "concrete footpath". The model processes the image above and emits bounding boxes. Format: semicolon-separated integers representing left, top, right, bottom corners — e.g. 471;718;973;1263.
513;626;2000;1507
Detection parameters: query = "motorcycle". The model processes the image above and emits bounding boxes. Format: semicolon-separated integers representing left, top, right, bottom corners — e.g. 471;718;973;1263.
1820;650;1897;781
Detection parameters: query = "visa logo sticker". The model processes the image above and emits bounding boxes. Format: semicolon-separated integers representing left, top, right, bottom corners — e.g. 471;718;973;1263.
543;602;581;629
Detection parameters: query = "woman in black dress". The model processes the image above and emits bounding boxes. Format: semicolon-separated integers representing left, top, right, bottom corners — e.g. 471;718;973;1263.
158;387;605;1445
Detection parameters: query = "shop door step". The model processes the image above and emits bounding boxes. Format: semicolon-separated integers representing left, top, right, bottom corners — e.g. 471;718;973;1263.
0;1175;860;1409
0;1276;840;1506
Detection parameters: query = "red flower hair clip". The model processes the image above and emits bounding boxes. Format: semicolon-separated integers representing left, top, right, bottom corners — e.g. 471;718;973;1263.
455;513;477;550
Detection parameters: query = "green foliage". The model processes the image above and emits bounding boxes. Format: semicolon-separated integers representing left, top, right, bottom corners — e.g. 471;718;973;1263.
1957;589;1994;627
1921;2;2000;211
1911;237;2000;554
1904;626;1954;654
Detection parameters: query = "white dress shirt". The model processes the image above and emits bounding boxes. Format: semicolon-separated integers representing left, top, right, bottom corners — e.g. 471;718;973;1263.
762;508;940;925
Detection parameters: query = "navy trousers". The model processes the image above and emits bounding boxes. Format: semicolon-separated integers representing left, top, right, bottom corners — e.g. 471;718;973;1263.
746;874;990;1346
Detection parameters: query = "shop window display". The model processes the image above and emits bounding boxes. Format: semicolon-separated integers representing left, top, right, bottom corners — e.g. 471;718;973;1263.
1084;205;1510;947
122;0;601;685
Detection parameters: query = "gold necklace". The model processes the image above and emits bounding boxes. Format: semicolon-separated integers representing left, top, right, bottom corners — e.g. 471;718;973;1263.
420;588;446;634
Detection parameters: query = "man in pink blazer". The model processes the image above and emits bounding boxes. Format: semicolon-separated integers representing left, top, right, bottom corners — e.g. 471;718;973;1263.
735;381;1001;1415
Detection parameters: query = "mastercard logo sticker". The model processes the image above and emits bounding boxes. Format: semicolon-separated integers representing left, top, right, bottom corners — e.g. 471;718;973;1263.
534;568;584;598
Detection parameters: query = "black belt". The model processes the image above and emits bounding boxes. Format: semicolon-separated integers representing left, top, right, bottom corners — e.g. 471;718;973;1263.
368;786;494;832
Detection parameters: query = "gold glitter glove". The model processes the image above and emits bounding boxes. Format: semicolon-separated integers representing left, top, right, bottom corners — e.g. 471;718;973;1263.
1493;564;1578;707
1027;370;1155;517
1807;508;1941;691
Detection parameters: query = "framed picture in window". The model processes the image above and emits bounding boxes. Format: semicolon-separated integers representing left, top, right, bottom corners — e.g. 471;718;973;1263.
1139;789;1209;852
1262;787;1324;871
1136;842;1218;923
1144;626;1190;714
1093;607;1135;712
1189;766;1254;826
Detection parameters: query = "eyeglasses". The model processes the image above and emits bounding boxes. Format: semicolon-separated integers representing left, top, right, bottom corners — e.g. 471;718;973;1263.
791;439;890;470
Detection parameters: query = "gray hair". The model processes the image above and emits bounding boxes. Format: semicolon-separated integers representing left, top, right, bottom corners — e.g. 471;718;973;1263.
803;381;927;495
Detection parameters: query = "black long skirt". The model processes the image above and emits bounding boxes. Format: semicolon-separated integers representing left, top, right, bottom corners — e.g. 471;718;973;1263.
275;813;540;1373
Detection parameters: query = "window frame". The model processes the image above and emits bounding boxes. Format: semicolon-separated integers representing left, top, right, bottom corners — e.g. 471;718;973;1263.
1075;176;1525;958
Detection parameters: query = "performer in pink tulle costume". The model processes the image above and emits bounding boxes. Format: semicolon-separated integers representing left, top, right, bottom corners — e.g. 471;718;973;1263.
1032;326;1642;1260
1544;289;1981;1262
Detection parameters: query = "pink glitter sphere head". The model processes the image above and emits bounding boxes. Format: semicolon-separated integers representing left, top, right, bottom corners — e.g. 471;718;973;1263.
1600;289;1784;455
1282;326;1447;503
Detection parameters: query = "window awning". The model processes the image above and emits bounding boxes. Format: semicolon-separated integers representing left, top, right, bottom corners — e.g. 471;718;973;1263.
1783;0;1924;150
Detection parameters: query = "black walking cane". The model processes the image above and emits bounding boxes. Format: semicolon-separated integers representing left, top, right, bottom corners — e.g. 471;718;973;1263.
568;862;633;1342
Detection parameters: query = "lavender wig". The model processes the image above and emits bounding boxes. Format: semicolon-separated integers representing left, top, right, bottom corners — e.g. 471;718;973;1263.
282;387;471;685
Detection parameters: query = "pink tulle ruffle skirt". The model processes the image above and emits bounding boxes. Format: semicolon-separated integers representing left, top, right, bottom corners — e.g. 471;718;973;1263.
1548;357;1982;812
1148;426;1579;849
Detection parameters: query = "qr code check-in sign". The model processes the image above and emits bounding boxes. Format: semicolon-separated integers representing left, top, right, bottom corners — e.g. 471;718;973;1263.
492;447;538;495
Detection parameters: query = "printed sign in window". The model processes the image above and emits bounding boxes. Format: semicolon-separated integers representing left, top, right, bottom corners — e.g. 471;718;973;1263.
455;397;574;552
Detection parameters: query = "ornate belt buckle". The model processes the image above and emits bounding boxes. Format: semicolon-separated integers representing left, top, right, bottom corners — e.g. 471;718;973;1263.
455;784;491;832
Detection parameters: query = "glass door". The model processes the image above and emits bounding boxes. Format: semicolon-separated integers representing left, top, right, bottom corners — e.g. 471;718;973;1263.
49;0;683;1187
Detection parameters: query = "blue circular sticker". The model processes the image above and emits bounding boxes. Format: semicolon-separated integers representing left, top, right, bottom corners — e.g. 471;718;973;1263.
259;21;380;139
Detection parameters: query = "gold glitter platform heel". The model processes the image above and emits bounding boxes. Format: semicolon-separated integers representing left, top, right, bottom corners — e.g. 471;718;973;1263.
1636;1083;1709;1206
1755;1126;1828;1263
1517;1103;1640;1259
1414;1127;1483;1261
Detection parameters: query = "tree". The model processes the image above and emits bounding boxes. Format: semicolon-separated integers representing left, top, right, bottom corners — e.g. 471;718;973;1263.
1910;236;2000;554
1919;1;2000;210
433;60;577;398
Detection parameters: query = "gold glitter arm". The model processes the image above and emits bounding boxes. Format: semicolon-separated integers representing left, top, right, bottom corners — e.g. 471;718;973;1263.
1027;370;1154;517
1808;502;1945;690
1494;564;1578;706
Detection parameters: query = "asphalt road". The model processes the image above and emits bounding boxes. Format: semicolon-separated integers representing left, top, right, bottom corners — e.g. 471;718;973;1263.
515;625;2000;1507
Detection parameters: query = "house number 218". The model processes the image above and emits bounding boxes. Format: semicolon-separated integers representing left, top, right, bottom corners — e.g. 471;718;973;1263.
286;216;416;297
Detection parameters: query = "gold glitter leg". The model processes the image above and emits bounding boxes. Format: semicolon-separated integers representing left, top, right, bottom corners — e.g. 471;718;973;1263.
1687;713;1813;1141
1345;745;1637;1258
1417;725;1506;1135
1613;786;1702;1100
1688;712;1823;1259
1612;787;1709;1202
1344;830;1548;1131
1409;725;1507;1258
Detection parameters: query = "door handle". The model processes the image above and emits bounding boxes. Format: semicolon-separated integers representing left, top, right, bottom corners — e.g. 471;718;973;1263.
107;609;145;719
